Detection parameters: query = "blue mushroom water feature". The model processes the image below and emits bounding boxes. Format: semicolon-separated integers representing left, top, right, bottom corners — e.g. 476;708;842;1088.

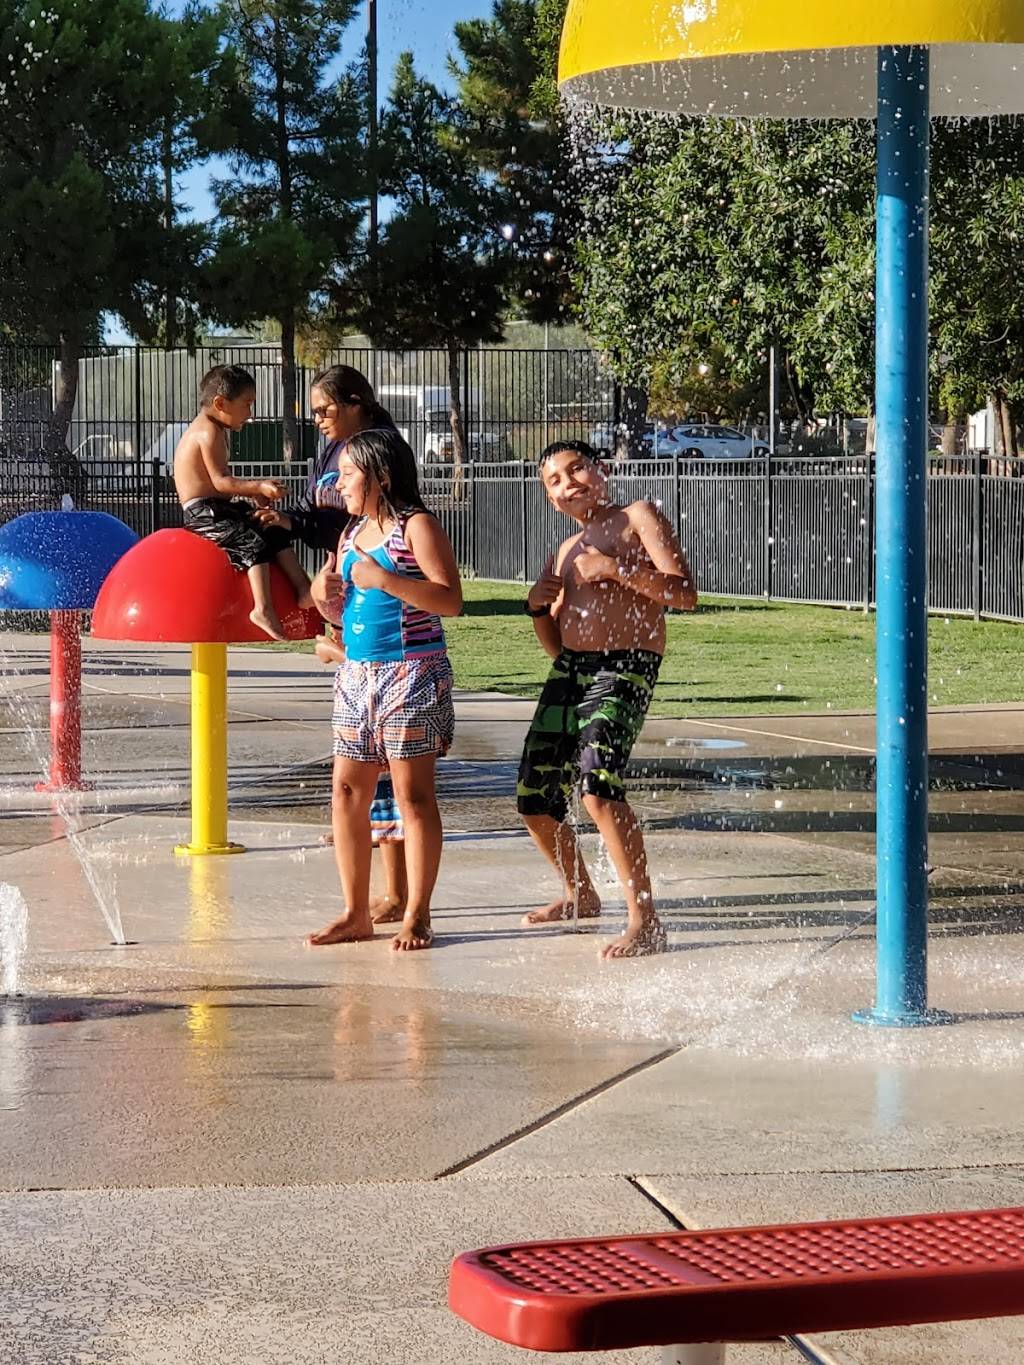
0;499;138;791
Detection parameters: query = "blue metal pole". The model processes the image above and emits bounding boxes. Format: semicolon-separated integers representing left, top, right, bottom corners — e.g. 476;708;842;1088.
854;46;947;1028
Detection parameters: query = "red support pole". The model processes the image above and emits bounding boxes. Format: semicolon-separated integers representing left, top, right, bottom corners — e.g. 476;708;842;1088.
35;609;87;793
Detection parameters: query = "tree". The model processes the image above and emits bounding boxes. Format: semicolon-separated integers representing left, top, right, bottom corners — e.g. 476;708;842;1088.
568;106;876;429
930;119;1024;455
204;0;364;461
340;53;508;473
0;0;206;471
150;1;223;350
449;0;574;325
648;342;766;425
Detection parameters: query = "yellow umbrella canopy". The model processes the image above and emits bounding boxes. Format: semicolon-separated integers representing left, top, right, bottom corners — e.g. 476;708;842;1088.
559;0;1024;116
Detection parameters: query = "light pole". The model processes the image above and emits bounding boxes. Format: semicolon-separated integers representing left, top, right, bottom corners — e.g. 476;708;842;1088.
367;0;378;263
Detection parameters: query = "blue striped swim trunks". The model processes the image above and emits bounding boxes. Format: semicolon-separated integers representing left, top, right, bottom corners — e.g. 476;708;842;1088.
370;774;402;844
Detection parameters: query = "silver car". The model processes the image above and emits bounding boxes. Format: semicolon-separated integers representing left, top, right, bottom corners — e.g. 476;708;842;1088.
659;424;768;458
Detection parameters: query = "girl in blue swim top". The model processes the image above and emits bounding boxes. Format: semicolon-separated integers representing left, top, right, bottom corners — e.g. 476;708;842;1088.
307;428;463;952
256;364;411;918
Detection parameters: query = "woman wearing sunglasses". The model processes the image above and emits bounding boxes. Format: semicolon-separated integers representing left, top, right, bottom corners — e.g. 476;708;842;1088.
254;364;398;553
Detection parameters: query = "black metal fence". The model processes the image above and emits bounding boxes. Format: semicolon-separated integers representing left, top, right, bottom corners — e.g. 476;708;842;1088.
6;448;1022;623
425;453;1020;623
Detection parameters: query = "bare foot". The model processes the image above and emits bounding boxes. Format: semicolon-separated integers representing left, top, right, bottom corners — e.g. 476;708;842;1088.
600;919;668;960
370;893;406;924
522;890;602;927
318;829;334;846
391;916;434;951
250;606;287;641
305;910;374;946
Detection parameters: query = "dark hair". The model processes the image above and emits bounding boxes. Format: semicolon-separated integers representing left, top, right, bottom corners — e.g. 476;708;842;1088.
538;438;601;468
310;364;394;428
199;364;256;407
344;427;426;525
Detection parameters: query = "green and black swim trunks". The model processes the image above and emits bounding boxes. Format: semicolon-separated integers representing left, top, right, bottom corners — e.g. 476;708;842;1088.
516;648;661;821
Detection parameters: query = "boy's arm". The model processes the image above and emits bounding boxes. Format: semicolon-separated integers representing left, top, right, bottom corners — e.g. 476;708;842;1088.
626;502;697;609
351;514;463;617
198;430;286;502
527;544;568;659
575;503;697;611
532;608;562;659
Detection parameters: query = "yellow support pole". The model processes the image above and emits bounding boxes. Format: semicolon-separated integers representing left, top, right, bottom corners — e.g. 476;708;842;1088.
175;642;245;856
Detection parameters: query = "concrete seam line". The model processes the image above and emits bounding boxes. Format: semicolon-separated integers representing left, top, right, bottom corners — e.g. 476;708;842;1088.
0;813;123;859
680;717;875;756
433;1046;681;1179
628;1176;843;1365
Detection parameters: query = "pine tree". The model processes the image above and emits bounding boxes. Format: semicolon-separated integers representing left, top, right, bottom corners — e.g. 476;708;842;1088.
150;1;222;350
204;0;364;461
450;0;574;323
341;53;507;473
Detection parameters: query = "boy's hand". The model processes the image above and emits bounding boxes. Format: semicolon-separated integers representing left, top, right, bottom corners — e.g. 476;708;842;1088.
252;506;293;531
574;545;619;584
258;479;287;501
350;545;389;591
528;554;563;612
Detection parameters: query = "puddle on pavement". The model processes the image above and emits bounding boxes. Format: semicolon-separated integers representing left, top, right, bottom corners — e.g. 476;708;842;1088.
0;995;172;1026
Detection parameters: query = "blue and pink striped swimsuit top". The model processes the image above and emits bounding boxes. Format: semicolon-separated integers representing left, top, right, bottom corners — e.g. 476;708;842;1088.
339;511;446;662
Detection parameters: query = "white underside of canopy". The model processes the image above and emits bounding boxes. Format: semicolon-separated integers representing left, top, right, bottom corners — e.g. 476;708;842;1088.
561;44;1024;118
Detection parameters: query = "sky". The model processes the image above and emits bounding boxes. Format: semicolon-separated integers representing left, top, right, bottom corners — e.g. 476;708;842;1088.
171;0;486;221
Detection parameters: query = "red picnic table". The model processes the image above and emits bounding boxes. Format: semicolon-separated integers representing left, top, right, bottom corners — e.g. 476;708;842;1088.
449;1207;1024;1362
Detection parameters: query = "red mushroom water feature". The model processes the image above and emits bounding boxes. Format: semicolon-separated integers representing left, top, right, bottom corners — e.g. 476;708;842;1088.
92;529;321;854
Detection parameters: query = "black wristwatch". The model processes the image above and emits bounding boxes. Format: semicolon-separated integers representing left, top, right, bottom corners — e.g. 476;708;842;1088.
523;599;550;618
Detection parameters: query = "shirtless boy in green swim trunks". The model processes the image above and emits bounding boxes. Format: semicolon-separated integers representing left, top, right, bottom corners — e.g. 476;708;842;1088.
517;440;697;959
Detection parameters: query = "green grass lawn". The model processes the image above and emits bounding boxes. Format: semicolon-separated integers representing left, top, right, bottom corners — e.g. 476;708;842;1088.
281;580;1024;717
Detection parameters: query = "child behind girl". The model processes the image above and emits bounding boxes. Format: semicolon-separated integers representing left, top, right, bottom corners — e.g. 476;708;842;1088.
306;429;463;951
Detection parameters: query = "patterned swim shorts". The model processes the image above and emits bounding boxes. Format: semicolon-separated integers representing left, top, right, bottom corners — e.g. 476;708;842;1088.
332;653;455;765
516;648;661;822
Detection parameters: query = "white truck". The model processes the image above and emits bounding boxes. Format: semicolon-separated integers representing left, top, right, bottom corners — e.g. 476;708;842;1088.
378;385;490;466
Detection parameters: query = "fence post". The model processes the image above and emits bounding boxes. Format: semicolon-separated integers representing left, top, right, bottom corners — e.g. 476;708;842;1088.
762;452;772;599
972;447;982;621
468;460;477;578
520;461;529;582
673;451;682;551
151;457;161;534
463;346;472;452
863;451;874;614
134;346;144;476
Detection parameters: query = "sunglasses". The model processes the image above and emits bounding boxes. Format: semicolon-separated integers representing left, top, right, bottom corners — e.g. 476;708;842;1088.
311;403;337;420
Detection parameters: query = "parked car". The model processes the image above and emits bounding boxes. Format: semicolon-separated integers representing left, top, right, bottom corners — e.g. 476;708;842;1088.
659;424;768;459
425;431;513;465
589;422;662;457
